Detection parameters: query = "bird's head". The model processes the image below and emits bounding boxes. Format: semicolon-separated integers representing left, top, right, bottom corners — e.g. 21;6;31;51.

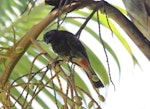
43;30;57;44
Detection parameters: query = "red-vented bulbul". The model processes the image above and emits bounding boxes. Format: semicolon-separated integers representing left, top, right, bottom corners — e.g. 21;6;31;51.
43;30;104;88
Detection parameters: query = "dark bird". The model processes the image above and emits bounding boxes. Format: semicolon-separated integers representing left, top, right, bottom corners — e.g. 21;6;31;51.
43;30;104;88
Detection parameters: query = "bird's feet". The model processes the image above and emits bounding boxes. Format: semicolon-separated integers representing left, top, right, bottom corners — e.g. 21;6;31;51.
52;56;64;66
68;56;75;63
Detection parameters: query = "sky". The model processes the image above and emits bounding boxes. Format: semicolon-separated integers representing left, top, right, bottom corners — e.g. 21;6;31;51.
101;25;150;109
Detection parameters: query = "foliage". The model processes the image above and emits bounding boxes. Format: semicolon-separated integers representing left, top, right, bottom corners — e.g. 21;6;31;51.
0;0;139;108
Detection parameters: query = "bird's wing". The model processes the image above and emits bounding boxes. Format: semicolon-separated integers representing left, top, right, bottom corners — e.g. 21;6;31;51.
66;33;89;61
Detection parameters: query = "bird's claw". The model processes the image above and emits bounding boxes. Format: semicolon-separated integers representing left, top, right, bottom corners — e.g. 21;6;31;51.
52;56;63;66
68;56;75;62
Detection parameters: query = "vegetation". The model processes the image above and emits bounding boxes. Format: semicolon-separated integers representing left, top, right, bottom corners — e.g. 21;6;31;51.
0;0;149;108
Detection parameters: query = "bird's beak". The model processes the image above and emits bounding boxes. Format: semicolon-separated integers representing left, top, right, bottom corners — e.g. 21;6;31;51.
43;39;48;44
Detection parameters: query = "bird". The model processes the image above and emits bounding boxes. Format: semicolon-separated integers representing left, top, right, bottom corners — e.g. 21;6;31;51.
43;29;104;88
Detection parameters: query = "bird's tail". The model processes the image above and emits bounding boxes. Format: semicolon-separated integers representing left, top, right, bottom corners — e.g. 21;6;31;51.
72;58;104;88
86;65;104;88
